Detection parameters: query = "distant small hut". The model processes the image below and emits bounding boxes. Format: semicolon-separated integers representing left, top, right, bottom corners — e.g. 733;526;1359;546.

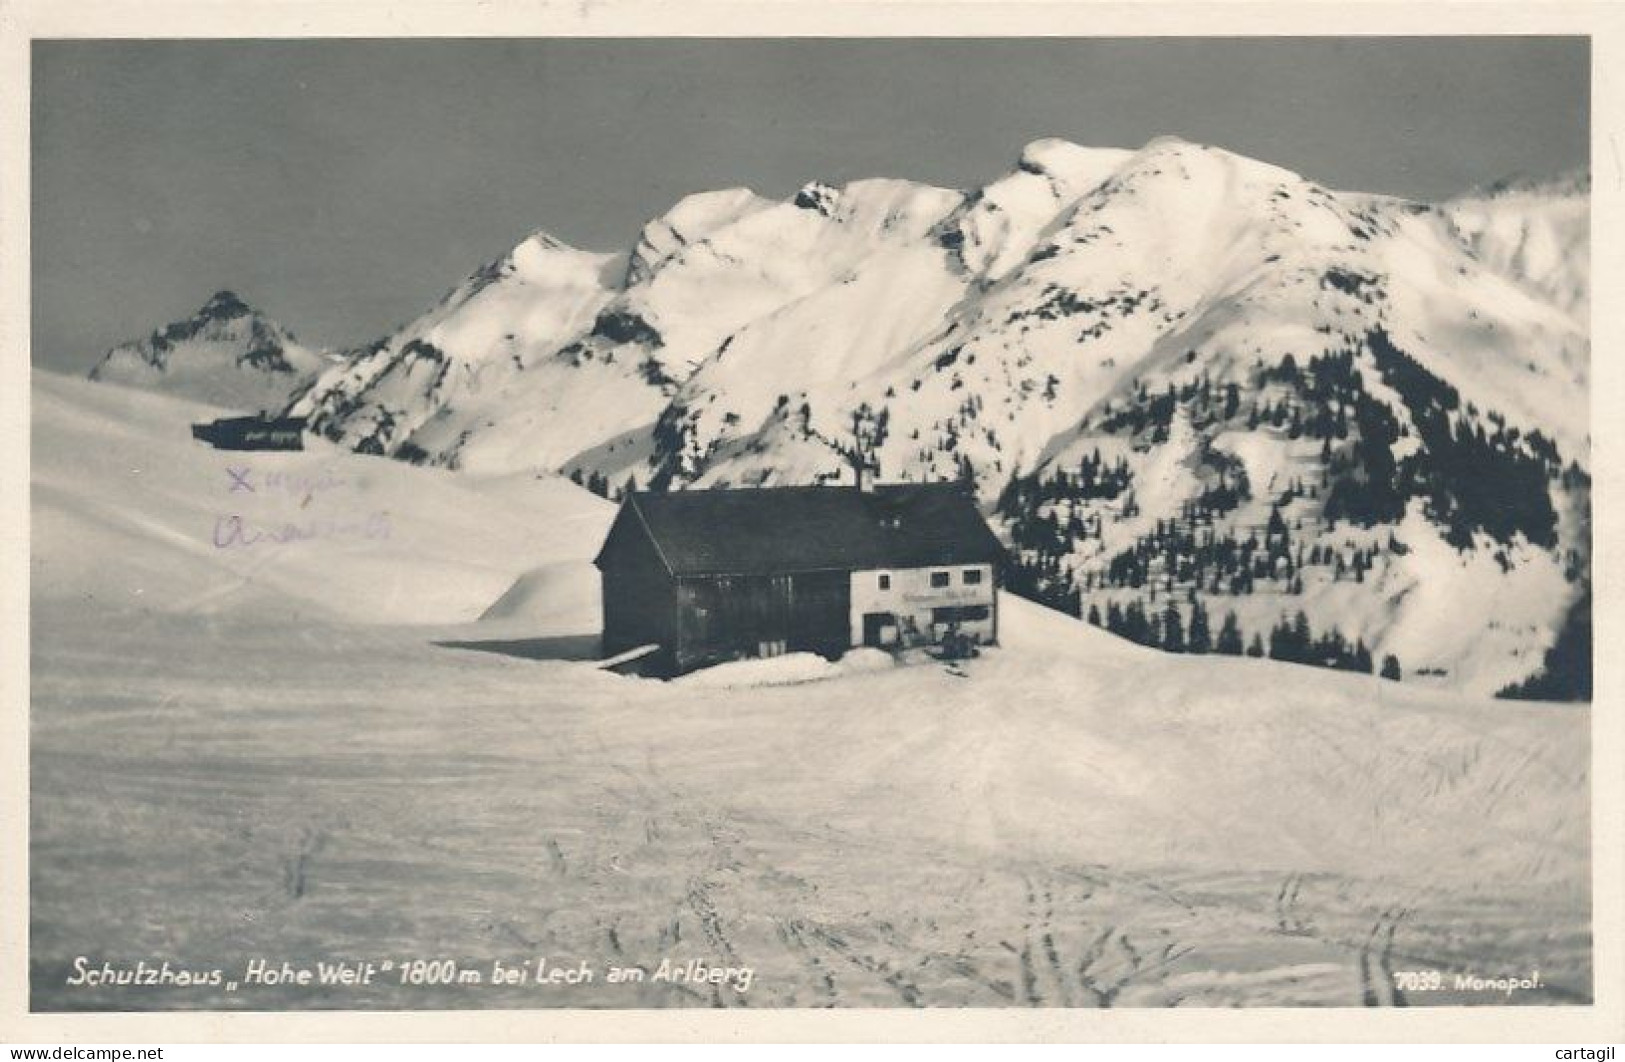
593;480;1004;677
191;414;307;451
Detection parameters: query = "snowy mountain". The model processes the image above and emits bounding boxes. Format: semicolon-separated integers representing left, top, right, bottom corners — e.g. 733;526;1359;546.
88;290;329;413
288;176;967;481
966;150;1591;697
116;137;1587;696
289;232;632;469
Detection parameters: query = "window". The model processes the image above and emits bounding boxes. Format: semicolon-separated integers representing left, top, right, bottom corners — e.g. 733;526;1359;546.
930;571;951;589
878;573;891;590
963;568;984;585
932;604;991;625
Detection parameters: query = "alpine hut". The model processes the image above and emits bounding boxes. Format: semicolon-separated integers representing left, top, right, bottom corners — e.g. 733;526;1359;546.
191;414;307;451
593;481;1005;676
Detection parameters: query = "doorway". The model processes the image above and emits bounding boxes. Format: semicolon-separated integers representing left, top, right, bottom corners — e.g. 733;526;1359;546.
862;612;898;648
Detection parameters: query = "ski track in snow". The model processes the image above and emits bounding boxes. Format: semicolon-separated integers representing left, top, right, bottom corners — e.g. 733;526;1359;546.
30;604;1590;1010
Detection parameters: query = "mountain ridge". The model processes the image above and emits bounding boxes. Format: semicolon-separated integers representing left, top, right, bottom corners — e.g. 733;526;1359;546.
84;135;1591;695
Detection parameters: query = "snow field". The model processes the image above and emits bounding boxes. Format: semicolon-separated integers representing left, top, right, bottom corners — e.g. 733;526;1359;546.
30;376;1590;1008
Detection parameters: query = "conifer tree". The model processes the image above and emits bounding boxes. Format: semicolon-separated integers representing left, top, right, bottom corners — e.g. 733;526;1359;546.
1354;639;1373;674
1292;611;1313;658
1161;602;1186;653
1187;599;1212;654
1123;600;1149;645
1268;618;1291;662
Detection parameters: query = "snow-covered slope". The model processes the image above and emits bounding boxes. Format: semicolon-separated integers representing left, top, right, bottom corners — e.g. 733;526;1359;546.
625;178;963;381
32;612;1592;1003
88;290;329;413
663;139;1586;491
938;138;1136;281
34;369;613;625
289;232;632;472
967;143;1590;695
1444;171;1589;317
290;178;966;484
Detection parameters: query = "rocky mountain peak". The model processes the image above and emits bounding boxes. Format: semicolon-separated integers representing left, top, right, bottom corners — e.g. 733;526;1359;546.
198;289;255;321
793;181;841;216
87;290;325;413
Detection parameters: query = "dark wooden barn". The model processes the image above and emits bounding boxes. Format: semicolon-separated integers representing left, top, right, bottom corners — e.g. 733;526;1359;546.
191;414;307;451
593;482;1005;676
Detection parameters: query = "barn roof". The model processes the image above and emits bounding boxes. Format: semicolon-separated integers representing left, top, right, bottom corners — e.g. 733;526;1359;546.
597;482;1006;577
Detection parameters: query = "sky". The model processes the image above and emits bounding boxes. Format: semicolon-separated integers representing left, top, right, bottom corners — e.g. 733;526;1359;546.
32;37;1589;372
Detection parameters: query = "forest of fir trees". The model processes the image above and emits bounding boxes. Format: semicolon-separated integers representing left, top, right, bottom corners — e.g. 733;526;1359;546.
1082;593;1403;681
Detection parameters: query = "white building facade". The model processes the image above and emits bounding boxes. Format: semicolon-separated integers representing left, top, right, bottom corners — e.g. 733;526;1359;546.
848;562;997;649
